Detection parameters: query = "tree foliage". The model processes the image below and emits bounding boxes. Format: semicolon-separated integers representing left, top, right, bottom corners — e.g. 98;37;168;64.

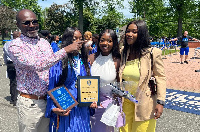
129;0;169;37
2;0;198;39
43;0;125;35
168;0;197;37
1;0;43;30
0;5;16;40
44;2;97;35
95;2;124;33
45;3;78;35
128;0;200;39
83;7;96;33
68;0;99;32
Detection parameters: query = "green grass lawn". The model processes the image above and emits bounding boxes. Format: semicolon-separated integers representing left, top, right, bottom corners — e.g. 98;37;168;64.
162;49;180;55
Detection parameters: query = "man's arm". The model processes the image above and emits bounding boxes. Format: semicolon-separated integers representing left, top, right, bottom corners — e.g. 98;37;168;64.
188;36;199;42
8;38;83;72
169;37;178;42
192;38;199;42
8;38;67;71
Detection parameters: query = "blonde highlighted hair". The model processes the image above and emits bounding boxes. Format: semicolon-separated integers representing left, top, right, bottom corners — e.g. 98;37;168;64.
84;31;92;40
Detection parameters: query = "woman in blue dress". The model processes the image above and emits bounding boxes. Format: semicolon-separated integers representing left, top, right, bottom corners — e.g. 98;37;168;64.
88;34;99;55
45;27;91;132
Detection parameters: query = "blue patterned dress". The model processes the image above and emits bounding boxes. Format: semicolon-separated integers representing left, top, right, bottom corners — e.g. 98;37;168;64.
45;52;91;132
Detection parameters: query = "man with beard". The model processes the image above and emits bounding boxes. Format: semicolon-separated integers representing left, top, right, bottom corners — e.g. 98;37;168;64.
8;9;83;132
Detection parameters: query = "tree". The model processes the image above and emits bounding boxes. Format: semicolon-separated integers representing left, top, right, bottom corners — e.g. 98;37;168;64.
95;2;124;33
0;5;16;42
41;0;125;34
45;3;98;34
69;0;99;33
1;0;43;30
193;1;200;38
83;7;96;33
127;0;200;39
168;0;197;37
129;0;169;38
45;3;79;35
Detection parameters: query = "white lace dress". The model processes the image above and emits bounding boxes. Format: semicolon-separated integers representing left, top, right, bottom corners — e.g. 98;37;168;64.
90;53;117;132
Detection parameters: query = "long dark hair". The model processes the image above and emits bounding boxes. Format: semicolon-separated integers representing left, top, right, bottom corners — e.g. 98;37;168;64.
96;29;120;59
123;20;151;61
56;27;90;86
49;35;57;44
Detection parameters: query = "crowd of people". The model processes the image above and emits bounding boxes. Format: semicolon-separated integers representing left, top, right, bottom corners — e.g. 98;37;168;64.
3;9;167;132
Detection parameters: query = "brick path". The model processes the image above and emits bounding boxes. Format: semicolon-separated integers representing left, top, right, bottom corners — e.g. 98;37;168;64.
163;48;200;93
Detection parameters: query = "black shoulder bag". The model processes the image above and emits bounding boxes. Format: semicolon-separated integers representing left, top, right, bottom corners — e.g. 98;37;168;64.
148;48;157;95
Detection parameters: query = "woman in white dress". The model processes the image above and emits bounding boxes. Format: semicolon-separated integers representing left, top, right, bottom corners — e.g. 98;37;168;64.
89;29;121;132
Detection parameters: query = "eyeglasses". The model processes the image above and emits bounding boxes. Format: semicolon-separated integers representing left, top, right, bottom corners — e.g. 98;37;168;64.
21;20;38;25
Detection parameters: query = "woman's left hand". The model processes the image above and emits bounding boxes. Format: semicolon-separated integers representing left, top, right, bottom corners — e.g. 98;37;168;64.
154;104;163;119
90;102;98;108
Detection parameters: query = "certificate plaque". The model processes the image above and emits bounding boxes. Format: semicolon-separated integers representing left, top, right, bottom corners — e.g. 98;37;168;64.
47;86;78;111
77;76;100;106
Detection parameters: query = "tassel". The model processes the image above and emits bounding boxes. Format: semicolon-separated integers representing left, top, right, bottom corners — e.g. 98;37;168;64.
57;115;59;130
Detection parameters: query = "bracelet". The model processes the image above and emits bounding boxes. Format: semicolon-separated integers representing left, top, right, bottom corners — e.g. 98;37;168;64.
157;99;165;106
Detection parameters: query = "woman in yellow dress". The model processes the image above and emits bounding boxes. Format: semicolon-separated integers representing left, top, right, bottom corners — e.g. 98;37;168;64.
119;20;166;132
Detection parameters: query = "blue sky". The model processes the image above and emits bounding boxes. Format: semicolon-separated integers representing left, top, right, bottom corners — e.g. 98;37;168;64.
38;0;134;18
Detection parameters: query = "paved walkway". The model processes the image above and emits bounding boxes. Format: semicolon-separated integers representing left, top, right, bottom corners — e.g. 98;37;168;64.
163;48;200;93
157;48;200;132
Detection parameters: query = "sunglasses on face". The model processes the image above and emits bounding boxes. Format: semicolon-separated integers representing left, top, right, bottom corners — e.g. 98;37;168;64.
21;20;38;25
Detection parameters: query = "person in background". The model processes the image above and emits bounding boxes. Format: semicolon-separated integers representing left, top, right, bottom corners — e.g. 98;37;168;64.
48;34;62;101
119;20;166;132
89;34;99;55
169;31;199;64
40;30;52;43
84;31;93;53
50;35;60;52
3;31;21;106
38;32;45;39
89;29;121;132
8;9;82;132
119;34;125;53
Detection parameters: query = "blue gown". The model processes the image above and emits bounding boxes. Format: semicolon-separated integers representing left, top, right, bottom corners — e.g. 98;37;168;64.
45;43;91;132
49;41;62;84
